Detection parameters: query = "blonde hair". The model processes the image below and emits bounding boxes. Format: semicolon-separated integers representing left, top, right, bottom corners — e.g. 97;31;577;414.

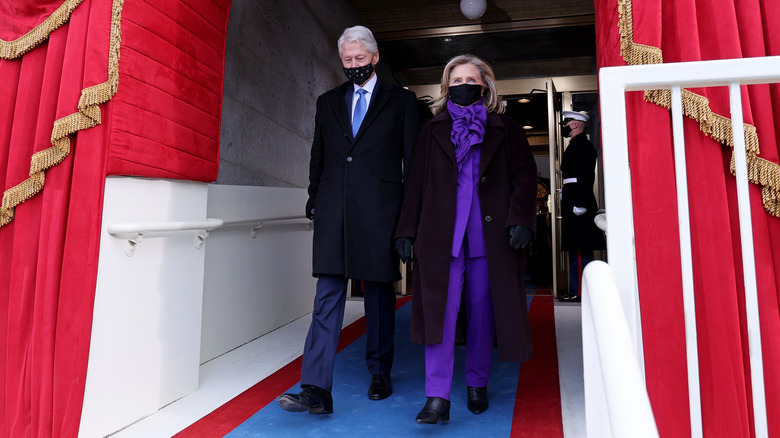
430;54;505;115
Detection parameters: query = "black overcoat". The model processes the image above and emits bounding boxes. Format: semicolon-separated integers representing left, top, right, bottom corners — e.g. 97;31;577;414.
395;111;537;362
306;79;420;282
560;133;605;251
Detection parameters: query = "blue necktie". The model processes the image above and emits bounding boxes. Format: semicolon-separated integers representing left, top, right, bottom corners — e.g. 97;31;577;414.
352;88;368;137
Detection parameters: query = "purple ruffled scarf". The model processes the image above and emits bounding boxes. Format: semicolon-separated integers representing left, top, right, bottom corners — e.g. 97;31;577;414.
447;98;487;170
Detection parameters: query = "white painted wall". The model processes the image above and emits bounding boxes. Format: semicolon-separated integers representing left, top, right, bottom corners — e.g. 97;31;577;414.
200;184;315;363
80;177;209;438
79;180;316;437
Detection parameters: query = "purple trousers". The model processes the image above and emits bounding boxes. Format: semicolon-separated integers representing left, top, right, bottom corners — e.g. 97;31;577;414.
425;245;495;400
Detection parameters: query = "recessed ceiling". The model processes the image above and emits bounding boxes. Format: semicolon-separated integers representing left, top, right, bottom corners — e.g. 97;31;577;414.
347;2;598;141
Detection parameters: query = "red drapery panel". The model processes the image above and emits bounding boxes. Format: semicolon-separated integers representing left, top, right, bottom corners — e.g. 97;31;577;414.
0;0;229;436
595;1;780;437
106;0;228;180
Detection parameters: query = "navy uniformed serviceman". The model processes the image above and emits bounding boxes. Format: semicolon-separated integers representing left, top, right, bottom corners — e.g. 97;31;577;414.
558;110;605;302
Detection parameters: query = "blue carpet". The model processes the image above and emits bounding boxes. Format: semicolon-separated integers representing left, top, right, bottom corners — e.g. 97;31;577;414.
224;295;535;437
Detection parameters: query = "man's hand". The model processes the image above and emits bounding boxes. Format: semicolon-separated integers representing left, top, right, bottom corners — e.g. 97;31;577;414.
395;238;414;263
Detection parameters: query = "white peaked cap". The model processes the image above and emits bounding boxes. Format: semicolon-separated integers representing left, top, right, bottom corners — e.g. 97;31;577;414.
562;110;589;123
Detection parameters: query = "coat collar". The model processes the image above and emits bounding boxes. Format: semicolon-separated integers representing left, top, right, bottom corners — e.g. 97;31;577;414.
430;109;506;174
329;78;392;144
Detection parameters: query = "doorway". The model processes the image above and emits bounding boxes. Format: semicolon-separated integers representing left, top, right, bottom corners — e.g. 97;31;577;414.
499;78;604;297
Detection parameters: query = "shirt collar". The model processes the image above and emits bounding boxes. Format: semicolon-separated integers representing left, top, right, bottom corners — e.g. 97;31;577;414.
354;72;378;95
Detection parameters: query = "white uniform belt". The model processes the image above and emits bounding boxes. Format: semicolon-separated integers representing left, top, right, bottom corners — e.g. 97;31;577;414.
563;178;578;184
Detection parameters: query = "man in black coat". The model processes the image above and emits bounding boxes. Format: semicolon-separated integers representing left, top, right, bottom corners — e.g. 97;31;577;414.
558;111;605;302
277;25;420;414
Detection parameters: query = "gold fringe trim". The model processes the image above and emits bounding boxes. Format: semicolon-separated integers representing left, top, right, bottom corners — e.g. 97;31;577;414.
618;0;663;66
0;0;84;60
617;0;780;217
0;0;124;227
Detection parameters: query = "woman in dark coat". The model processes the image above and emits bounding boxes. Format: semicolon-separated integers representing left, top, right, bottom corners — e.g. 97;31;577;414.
394;54;537;424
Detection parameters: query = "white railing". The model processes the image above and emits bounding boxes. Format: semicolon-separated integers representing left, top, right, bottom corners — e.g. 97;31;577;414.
595;56;777;438
582;261;658;438
107;216;311;256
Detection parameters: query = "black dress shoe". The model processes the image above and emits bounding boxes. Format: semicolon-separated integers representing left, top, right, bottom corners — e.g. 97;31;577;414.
562;294;581;302
415;397;450;424
467;386;489;414
277;385;333;414
557;292;571;302
368;374;393;400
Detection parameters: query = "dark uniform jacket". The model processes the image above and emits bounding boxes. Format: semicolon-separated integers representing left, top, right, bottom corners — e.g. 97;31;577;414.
306;79;420;282
560;132;605;251
395;111;537;362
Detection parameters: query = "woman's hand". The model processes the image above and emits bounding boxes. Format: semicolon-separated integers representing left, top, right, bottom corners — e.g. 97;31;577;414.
508;225;534;249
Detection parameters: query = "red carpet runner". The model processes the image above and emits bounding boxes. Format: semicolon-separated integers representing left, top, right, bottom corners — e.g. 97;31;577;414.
176;294;562;437
512;294;564;437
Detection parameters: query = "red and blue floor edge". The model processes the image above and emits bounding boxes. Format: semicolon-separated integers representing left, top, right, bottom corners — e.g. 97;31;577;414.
176;283;562;437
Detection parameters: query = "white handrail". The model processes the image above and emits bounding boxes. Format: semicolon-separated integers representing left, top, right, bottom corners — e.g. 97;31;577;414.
221;215;309;227
582;261;658;438
107;218;225;240
599;55;775;438
106;215;311;256
221;215;312;238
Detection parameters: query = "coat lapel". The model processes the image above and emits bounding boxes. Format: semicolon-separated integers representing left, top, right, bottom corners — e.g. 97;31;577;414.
327;82;352;139
431;112;457;166
352;79;391;143
479;113;505;177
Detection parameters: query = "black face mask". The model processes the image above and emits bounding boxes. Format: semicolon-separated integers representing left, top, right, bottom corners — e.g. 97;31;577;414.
561;125;573;138
449;84;483;106
343;63;374;85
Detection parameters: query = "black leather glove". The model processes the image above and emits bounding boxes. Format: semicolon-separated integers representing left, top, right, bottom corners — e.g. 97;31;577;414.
509;225;534;249
395;237;414;263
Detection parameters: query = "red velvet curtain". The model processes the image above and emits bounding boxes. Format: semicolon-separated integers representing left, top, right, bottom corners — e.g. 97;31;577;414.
595;0;780;437
1;2;115;435
0;0;229;436
106;0;226;180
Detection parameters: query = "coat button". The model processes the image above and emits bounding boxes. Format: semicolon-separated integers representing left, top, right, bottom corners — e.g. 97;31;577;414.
346;156;353;162
484;215;493;222
480;176;487;183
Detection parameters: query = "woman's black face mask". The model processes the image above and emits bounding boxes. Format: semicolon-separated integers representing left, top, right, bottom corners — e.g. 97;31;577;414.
449;84;483;106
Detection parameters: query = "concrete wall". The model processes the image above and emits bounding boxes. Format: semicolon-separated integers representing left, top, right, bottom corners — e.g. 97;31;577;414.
217;0;361;187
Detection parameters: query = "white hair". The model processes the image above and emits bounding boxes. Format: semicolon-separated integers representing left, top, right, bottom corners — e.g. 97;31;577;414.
337;25;378;55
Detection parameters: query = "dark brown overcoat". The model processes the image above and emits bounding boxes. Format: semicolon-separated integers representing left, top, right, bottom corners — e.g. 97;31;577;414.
395;110;537;362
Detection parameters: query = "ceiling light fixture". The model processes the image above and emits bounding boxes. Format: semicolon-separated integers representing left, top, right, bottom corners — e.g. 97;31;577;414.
523;125;533;130
517;98;531;104
460;0;487;19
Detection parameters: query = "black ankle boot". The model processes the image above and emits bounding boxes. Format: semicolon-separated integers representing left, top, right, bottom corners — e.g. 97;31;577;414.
467;386;488;414
415;397;450;424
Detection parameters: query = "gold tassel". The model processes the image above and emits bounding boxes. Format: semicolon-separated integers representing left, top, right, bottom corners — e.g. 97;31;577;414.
0;0;85;60
619;0;780;217
0;0;124;227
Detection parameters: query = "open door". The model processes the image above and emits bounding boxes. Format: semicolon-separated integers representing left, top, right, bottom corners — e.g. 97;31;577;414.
546;79;565;298
547;88;605;297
